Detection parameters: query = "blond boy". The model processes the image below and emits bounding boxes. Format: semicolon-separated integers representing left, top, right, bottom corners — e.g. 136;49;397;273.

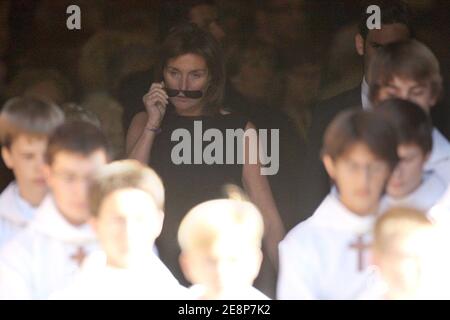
178;195;268;300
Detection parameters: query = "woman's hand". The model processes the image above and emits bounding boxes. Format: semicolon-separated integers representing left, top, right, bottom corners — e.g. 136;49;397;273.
143;82;169;128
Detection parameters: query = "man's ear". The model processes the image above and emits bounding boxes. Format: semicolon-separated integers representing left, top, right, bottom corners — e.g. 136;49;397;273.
322;154;336;180
355;33;365;56
1;146;13;169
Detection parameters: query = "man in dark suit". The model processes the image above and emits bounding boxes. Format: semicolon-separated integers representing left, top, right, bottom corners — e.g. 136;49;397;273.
301;0;413;217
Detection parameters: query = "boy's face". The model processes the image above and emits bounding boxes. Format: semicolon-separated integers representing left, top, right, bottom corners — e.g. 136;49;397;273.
376;77;437;113
91;188;163;269
180;238;262;295
2;134;47;198
324;142;391;216
45;149;107;226
387;144;429;199
375;226;439;299
376;233;423;299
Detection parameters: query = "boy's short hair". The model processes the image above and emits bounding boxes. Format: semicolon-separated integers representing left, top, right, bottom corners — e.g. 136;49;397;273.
0;96;65;148
89;160;165;217
358;0;413;40
178;198;264;253
374;207;432;254
368;40;442;103
322;110;399;170
375;98;433;155
45;121;109;165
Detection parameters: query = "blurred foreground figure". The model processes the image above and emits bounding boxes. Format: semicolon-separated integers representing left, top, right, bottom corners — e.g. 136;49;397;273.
367;207;450;299
54;160;188;299
178;187;269;300
0;122;109;299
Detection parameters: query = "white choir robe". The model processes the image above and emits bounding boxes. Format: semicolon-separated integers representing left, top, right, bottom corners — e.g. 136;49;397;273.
188;284;270;300
356;233;450;300
277;191;379;300
356;269;388;300
424;129;450;183
384;172;446;213
357;265;450;300
0;182;38;248
52;250;190;300
0;195;97;299
428;185;450;225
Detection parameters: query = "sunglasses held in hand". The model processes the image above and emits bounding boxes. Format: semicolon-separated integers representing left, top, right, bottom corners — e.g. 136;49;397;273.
165;88;203;99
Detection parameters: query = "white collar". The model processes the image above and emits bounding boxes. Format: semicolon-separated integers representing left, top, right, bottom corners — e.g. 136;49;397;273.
30;195;96;244
13;183;37;221
361;77;372;110
188;284;269;300
425;128;450;170
385;173;446;212
81;250;171;274
73;250;185;297
428;185;450;224
0;182;36;226
309;188;378;233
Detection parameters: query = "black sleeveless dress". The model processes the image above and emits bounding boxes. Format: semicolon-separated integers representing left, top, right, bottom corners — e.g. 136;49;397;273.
149;105;248;284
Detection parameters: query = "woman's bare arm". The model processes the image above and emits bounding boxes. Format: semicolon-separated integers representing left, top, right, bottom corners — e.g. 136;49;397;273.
126;112;158;164
242;121;286;269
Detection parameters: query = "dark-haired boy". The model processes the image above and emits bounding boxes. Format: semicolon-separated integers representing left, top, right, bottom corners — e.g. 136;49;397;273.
278;110;398;299
0;121;109;299
375;99;446;212
53;160;188;299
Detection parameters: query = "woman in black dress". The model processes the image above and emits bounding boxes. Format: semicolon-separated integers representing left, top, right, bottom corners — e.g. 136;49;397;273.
126;23;285;285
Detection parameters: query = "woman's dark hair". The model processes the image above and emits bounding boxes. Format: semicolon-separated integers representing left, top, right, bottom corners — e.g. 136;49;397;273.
154;23;225;115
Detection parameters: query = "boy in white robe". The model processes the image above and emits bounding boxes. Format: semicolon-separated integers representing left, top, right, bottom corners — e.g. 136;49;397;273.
52;160;188;299
0;97;64;247
178;191;269;300
364;207;450;299
428;186;450;225
368;39;450;183
278;110;399;299
0;121;109;299
375;99;446;212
